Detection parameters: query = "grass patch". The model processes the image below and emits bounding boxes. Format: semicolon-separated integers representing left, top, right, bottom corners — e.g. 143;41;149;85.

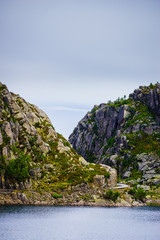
127;132;160;157
146;202;160;207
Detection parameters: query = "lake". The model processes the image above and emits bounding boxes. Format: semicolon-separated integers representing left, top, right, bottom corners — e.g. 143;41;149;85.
0;206;160;240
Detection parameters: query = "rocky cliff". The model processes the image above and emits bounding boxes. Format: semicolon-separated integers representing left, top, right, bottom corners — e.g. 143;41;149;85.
0;82;120;206
69;83;160;187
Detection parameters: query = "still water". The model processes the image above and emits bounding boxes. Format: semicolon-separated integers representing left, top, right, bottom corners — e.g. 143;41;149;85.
0;206;160;240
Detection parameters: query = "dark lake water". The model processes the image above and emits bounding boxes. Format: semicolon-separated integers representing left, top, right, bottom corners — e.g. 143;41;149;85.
0;206;160;240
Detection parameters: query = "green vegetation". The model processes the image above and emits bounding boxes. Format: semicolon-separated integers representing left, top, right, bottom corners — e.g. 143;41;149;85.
1;90;113;192
0;84;6;92
81;194;91;201
128;187;147;202
93;123;98;135
149;83;156;90
127;132;160;157
107;96;132;108
130;170;143;179
34;122;42;128
86;151;96;163
0;144;32;183
140;83;158;93
147;202;160;207
103;189;120;201
87;112;96;124
91;106;99;113
52;193;63;199
106;137;115;148
102;137;116;155
124;102;156;130
104;172;110;181
31;129;111;191
1;152;31;183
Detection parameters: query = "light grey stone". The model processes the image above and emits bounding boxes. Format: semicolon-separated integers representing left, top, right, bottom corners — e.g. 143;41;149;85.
44;164;54;170
123;171;131;178
2;147;8;158
0;129;3;145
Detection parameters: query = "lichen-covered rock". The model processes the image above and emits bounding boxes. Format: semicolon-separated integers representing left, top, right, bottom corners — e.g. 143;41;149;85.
69;83;160;186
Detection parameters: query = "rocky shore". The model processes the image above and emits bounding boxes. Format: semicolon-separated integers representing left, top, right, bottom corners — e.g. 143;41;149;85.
0;189;145;207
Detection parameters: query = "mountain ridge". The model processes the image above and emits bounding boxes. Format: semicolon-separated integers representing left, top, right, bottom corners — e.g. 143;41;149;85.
69;83;160;188
0;82;120;206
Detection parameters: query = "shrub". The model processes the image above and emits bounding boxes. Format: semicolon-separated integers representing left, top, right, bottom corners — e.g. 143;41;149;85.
63;141;70;148
81;194;90;201
104;189;113;199
104;172;110;181
92;106;99;113
112;191;120;201
135;188;147;202
34;122;42;128
5;154;31;183
107;137;115;148
93;123;98;135
128;187;146;202
52;193;63;199
86;151;96;163
104;189;120;201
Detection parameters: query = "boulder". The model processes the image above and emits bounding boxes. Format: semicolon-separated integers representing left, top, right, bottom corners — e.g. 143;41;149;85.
3;121;14;145
93;175;105;187
100;164;117;187
79;156;89;166
26;112;39;124
15;112;24;119
0;129;3;145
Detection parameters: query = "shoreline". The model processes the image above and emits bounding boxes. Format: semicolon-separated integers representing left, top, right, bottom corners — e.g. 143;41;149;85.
0;194;146;207
0;202;146;207
1;189;159;207
1;199;160;207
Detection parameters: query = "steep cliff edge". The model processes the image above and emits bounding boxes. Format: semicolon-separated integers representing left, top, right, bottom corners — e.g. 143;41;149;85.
69;83;160;189
0;82;121;206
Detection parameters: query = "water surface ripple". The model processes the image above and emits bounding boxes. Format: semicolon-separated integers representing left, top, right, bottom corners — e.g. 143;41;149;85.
0;206;160;240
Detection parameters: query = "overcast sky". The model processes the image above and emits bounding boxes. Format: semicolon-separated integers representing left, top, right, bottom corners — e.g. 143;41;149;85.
1;0;160;139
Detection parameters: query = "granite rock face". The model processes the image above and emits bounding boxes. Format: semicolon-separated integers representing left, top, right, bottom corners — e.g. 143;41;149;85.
0;82;117;192
129;84;160;121
69;83;160;185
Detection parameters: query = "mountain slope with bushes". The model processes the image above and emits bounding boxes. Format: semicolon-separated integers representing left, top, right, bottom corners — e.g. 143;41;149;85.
69;83;160;188
0;82;118;206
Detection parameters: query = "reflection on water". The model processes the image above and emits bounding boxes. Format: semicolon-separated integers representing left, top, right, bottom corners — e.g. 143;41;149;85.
0;206;160;240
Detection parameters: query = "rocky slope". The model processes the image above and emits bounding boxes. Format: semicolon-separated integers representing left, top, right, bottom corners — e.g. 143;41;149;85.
0;82;122;206
69;83;160;188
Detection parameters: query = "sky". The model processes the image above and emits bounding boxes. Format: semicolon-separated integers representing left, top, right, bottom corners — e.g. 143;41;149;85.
0;0;160;139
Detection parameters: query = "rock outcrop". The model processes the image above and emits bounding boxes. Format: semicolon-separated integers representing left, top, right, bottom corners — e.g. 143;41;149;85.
129;84;160;121
69;83;160;186
0;82;118;205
